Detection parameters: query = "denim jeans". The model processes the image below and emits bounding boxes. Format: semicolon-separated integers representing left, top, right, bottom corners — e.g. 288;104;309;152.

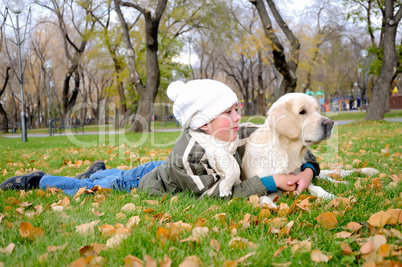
39;161;166;196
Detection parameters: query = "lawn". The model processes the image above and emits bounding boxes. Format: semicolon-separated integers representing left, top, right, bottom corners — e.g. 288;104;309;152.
0;121;401;266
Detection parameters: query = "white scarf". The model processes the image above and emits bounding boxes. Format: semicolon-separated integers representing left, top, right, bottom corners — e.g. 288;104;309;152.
189;129;241;197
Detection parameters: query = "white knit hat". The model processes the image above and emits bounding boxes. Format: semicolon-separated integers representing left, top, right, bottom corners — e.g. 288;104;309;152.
167;79;239;129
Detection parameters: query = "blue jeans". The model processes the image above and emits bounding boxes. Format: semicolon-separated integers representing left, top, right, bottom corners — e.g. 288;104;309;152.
39;161;166;196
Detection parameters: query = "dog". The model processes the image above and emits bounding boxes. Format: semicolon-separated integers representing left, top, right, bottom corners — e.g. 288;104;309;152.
241;93;337;206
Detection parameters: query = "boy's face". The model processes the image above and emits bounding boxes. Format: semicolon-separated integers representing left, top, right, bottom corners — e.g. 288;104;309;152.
200;104;241;142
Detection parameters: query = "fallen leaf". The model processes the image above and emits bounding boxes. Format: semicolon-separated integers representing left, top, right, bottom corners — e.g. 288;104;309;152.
377;244;390;257
273;245;288;257
178;256;204;267
340;242;353;255
47;243;68;252
347;222;362;232
385;209;402;225
121;203;136;212
334;231;352;239
142;200;159;205
106;234;128;248
0;243;15;254
360;241;374;255
367;211;391;228
76;220;101;235
311;250;332;263
315;212;338;229
144;255;157;267
91;208;105;217
126;216;141;228
210;239;220;252
20;222;34;237
123;255;143;267
159;254;172;267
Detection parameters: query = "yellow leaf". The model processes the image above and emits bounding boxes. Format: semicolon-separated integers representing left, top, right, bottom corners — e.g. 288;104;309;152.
20;222;34;238
377;244;390;257
126;216;141;228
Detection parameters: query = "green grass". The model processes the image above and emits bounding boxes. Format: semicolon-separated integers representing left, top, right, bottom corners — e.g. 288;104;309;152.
0;122;401;266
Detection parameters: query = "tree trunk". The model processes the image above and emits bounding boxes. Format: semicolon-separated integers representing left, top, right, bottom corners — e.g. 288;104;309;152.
251;0;300;97
366;1;401;120
0;67;10;132
116;0;168;132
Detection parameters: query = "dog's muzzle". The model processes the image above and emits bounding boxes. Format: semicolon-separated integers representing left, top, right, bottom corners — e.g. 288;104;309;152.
322;119;334;138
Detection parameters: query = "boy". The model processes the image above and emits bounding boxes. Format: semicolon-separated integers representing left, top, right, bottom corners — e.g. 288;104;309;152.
0;79;318;197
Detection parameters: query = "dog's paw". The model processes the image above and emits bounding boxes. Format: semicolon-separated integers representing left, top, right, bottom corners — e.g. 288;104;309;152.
308;184;337;200
358;167;379;177
219;181;233;197
259;196;277;208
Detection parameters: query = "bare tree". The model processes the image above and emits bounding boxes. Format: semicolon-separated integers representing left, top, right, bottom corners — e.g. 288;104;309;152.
34;0;96;121
250;0;300;97
0;67;10;132
366;0;402;120
114;0;167;132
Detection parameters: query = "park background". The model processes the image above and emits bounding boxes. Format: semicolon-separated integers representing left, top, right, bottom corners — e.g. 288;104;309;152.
0;0;401;266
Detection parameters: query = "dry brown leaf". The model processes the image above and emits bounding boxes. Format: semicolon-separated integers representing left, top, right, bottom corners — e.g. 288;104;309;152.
75;220;100;235
126;216;141;228
311;250;332;263
210;239;220;252
144;255;157;267
347;222;362;232
178;256;204;267
279;221;294;236
142;200;159;205
0;243;15;254
377;244;390;257
20;222;34;237
192;227;209;237
47;243;68;252
106;234;128;248
259;209;271;219
170;196;178;204
385;209;402;225
235;252;256;264
367;211;391;228
91;208;105;217
158;254;172;267
121;203;136;212
98;224;116;235
116;213;127;220
340;242;353;255
60;196;70;206
278;203;290;216
271;262;291;267
291;240;311;254
123;255;143;267
334;231;352;238
273;245;288;257
371;234;387;250
229;237;256;249
360;241;374;254
315;212;338;229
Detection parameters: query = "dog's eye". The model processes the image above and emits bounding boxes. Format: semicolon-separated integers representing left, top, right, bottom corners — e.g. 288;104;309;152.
299;109;306;115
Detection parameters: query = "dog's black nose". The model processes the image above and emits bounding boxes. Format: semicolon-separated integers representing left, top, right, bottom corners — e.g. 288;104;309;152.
322;119;334;128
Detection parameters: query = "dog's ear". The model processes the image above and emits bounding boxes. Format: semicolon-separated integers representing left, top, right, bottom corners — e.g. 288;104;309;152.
269;101;301;139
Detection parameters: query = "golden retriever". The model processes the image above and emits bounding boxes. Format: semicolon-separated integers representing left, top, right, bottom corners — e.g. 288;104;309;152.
241;93;336;206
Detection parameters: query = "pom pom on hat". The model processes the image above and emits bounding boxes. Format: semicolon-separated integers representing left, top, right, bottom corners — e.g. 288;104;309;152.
167;81;185;102
167;79;238;129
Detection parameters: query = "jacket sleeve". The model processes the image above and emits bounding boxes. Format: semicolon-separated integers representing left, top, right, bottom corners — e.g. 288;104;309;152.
302;149;321;176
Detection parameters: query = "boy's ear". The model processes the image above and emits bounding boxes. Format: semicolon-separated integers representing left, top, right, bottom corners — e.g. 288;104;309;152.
199;124;209;131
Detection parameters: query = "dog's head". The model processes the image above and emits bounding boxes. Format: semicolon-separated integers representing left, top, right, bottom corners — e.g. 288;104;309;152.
267;93;334;146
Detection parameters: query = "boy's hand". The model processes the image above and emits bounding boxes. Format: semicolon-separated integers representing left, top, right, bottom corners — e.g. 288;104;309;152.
273;174;297;192
286;168;314;195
